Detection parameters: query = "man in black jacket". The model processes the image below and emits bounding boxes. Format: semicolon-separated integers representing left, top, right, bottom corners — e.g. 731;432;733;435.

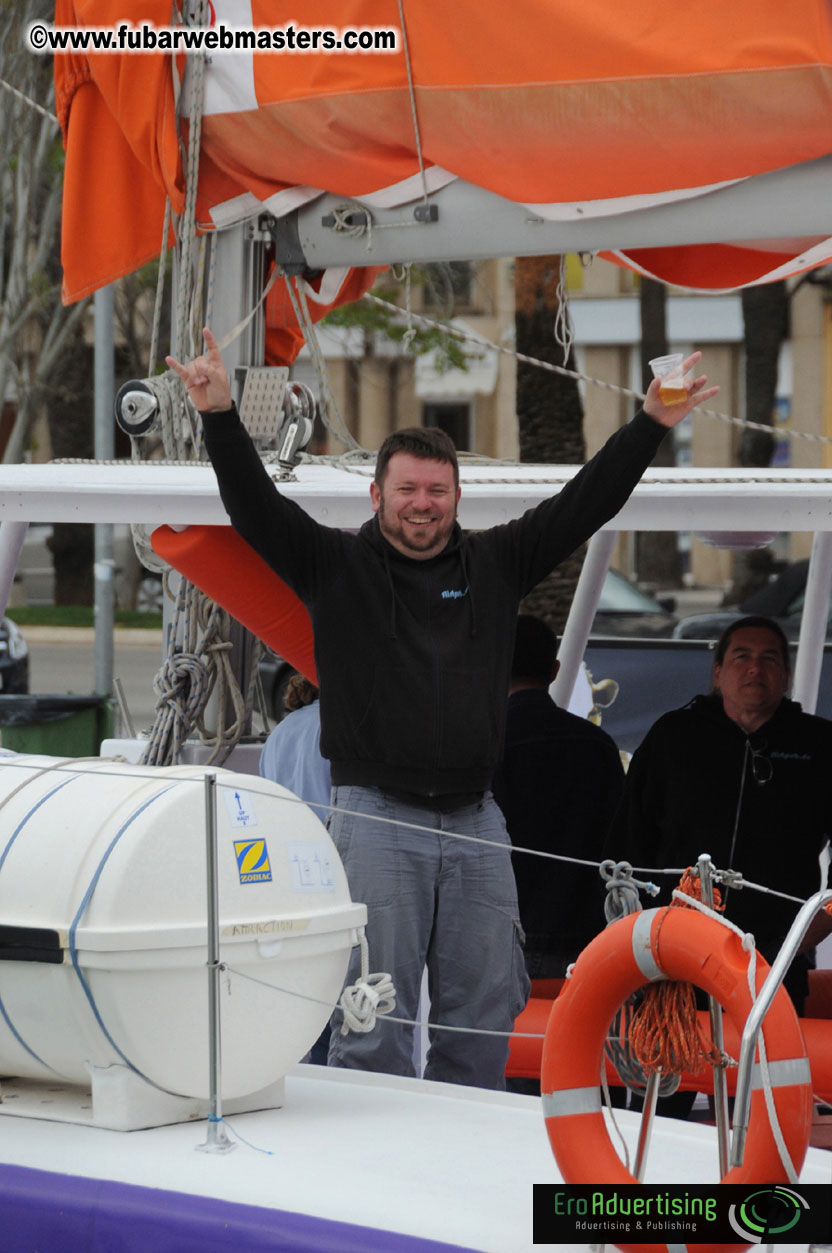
168;329;717;1089
493;614;624;980
604;615;832;1013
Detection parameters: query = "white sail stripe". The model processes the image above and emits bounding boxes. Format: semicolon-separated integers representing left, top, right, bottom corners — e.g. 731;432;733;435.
523;175;747;221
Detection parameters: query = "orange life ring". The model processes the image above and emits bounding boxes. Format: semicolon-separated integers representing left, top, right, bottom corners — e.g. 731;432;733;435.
541;906;812;1253
151;524;317;683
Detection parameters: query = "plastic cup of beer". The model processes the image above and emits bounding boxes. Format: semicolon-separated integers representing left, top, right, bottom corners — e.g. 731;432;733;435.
649;353;688;405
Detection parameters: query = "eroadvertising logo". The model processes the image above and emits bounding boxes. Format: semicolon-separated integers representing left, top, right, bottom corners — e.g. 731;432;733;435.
728;1187;810;1244
532;1184;832;1245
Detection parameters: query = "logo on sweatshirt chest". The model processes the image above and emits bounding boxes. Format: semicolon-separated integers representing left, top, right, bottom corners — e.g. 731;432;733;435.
440;587;469;601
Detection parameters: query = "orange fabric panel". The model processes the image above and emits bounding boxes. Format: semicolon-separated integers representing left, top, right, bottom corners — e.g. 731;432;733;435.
805;967;832;1019
56;0;832;297
507;996;556;1080
201;70;832;205
59;79;175;301
198;0;832;202
264;265;386;366
394;0;832;86
56;0;181;302
151;525;317;684
602;243;832;290
244;0;831;92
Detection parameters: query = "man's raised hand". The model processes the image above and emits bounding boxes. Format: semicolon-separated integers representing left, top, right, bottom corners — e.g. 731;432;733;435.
642;351;720;429
166;328;233;414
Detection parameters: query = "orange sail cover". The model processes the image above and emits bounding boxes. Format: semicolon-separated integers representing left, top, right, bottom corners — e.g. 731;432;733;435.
56;0;832;305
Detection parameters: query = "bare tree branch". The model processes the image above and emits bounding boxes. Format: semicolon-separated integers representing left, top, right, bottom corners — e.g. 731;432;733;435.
0;0;89;464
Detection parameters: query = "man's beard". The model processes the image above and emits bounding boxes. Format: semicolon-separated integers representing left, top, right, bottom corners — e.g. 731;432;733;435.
377;495;456;556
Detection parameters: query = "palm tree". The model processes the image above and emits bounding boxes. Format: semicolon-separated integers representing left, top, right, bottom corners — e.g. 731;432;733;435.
634;278;681;588
723;280;789;604
514;255;585;631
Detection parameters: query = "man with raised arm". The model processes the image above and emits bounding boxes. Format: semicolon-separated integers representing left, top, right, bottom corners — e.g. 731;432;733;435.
168;330;717;1090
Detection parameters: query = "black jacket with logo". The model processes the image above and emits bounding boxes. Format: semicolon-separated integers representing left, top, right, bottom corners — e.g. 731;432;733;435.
203;406;666;797
604;693;832;1005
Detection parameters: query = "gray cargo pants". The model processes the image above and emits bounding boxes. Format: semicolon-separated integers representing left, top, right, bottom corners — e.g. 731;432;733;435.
327;785;529;1089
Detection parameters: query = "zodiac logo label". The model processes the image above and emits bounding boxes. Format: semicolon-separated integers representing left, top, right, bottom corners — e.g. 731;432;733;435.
234;838;272;884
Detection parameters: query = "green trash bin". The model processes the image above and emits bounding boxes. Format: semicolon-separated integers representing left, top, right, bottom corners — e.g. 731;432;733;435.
0;695;114;757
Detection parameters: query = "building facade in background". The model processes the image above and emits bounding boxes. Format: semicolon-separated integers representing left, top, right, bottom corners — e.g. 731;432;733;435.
291;256;832;592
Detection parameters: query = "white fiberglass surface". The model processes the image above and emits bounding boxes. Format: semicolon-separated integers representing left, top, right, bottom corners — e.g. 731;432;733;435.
0;1067;829;1253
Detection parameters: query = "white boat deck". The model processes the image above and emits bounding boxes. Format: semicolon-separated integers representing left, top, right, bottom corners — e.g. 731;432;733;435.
1;1065;830;1252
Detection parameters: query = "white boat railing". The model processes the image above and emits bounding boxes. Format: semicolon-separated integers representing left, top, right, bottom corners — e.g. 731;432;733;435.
732;886;832;1168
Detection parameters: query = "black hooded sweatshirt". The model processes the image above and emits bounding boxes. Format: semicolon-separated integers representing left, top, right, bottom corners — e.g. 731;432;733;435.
203;406;666;798
604;693;832;1005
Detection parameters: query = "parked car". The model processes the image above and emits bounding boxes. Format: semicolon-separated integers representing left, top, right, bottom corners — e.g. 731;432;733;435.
259;569;677;721
593;569;677;638
0;618;29;694
673;559;819;641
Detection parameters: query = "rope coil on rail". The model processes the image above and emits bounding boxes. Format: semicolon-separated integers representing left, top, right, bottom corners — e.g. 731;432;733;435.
337;931;396;1036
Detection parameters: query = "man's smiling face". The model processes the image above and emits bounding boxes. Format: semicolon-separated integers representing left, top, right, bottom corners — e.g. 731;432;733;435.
370;452;461;561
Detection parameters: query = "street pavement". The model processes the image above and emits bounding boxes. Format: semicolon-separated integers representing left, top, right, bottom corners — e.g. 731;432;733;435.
24;628;163;735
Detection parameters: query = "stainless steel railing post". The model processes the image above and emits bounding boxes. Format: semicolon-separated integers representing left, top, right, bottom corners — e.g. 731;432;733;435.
197;770;235;1154
633;1069;661;1181
697;854;731;1176
731;886;832;1168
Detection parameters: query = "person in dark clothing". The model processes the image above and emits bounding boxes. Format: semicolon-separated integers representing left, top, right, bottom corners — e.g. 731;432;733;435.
604;615;832;1014
493;614;625;978
168;329;717;1090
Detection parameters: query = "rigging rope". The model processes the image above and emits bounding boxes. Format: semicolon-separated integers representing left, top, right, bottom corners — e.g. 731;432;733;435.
553;254;575;362
394;0;430;207
135;0;259;768
365;292;832;449
147;199;172;380
283;272;361;451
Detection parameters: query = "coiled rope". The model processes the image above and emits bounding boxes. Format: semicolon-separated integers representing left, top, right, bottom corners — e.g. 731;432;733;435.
628;868;726;1078
601;860;682;1099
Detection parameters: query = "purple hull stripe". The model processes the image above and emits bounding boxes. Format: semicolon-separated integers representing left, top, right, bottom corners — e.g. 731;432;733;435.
0;1163;479;1253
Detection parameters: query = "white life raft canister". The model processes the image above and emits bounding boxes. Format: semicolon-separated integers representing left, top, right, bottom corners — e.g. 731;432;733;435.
0;756;364;1100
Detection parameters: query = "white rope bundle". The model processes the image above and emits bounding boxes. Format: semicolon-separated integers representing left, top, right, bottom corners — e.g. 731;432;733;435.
337;929;396;1036
601;859;659;925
